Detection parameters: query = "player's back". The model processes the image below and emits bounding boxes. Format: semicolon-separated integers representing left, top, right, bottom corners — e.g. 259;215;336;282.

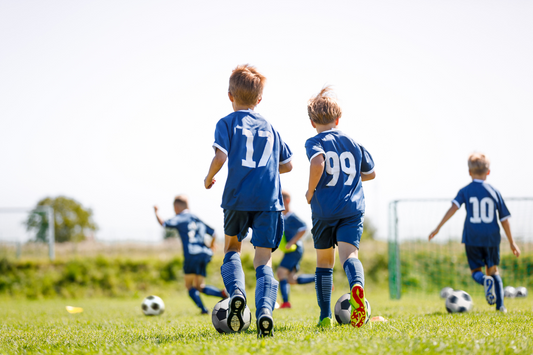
283;212;306;247
454;180;510;247
214;109;292;212
305;129;374;220
164;212;213;257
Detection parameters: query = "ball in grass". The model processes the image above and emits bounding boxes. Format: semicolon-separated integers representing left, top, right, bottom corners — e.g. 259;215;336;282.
334;293;371;325
440;287;454;299
504;286;517;298
141;295;165;316
211;298;251;334
445;290;473;313
515;286;528;298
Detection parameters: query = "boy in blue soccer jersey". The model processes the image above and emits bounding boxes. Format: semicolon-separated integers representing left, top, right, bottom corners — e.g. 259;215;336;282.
429;153;520;313
204;64;293;337
154;195;228;314
305;87;376;328
276;191;315;309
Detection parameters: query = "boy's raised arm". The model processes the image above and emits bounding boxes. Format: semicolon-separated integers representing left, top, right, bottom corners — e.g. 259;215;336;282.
153;206;165;226
306;154;325;204
279;161;293;174
501;219;520;257
428;204;459;240
204;149;227;189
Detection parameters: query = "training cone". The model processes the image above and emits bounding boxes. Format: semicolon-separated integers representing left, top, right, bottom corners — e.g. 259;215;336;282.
370;316;387;322
66;306;84;314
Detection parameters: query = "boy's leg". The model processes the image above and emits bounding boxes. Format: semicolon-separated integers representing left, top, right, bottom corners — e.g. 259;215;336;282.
221;235;247;332
315;248;334;323
255;247;277;337
487;265;505;311
467;246;496;305
185;275;208;314
195;275;227;298
339;242;367;328
471;268;496;306
276;266;291;305
296;274;315;285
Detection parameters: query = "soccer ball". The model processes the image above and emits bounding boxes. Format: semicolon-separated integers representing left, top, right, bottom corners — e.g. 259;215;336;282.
440;287;454;299
211;298;252;333
504;286;517;298
334;293;371;325
141;295;165;316
445;290;473;313
515;286;528;298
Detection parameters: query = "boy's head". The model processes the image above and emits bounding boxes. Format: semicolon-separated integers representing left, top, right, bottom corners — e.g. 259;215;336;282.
307;86;342;125
468;153;490;176
228;64;266;107
282;190;291;205
173;195;189;214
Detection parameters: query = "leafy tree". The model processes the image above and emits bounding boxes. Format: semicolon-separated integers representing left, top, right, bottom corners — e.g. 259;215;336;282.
361;218;376;241
25;196;98;243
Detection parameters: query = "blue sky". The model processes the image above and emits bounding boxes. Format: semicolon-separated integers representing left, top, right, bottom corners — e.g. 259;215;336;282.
1;0;532;242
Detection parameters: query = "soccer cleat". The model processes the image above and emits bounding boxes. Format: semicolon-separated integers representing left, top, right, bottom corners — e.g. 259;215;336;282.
227;290;246;332
484;276;496;306
498;306;508;314
349;284;367;328
201;310;209;315
257;309;274;337
279;302;291;309
317;317;333;328
221;289;229;299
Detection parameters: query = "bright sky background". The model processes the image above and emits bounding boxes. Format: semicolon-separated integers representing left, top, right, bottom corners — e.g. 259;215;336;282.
1;0;532;243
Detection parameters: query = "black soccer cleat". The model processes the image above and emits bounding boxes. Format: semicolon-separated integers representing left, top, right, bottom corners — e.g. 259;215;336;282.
257;309;274;338
228;291;246;332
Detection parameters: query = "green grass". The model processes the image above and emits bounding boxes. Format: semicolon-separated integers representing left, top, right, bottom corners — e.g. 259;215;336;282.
1;289;532;354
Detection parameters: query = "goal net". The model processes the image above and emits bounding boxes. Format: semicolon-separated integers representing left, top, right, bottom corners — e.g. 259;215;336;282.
388;198;533;298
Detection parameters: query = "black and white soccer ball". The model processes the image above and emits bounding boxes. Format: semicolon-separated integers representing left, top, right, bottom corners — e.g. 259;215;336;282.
334;293;371;325
445;290;473;313
440;287;454;299
211;298;252;333
515;286;528;298
504;286;517;298
141;295;165;316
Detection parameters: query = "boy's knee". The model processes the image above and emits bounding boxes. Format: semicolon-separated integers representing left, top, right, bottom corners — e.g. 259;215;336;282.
486;266;498;275
223;251;240;263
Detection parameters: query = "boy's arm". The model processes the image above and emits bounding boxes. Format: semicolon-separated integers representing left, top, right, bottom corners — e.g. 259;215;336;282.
153;206;164;226
501;219;520;257
428;204;459;240
209;232;217;252
285;229;306;249
361;171;376;181
306;154;325;204
279;161;293;174
204;149;227;189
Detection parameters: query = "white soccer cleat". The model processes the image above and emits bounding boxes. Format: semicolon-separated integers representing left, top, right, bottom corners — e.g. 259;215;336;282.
484;276;496;306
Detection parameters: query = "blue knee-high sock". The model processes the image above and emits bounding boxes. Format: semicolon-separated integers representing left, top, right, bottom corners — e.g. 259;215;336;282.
493;274;504;310
201;285;224;298
221;251;246;298
188;288;208;313
296;274;315;284
280;279;290;303
255;265;278;318
472;271;485;285
343;257;365;289
315;268;333;321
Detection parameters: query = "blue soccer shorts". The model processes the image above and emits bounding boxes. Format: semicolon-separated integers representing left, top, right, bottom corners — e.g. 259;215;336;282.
312;214;364;250
183;253;212;277
224;210;284;250
465;245;500;270
279;245;304;272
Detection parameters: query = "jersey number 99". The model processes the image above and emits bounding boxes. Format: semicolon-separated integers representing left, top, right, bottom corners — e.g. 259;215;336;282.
325;151;356;186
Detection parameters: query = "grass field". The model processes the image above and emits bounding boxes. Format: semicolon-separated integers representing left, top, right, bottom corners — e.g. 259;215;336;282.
1;289;532;355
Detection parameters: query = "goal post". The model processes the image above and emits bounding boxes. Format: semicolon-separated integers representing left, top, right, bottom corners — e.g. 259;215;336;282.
388;198;533;299
0;206;55;260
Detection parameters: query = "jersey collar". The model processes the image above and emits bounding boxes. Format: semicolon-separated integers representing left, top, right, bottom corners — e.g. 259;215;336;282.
473;179;485;183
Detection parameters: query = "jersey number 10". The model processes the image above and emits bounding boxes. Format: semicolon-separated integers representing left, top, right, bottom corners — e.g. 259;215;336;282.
469;197;495;224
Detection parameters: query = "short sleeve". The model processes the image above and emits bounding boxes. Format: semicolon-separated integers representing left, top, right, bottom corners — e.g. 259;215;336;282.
294;216;307;232
162;219;174;228
278;132;293;165
213;119;231;155
305;138;325;161
359;145;375;175
204;223;215;236
452;189;465;208
497;193;511;221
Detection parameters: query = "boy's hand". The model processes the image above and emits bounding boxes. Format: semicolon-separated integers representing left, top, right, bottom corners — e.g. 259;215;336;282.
153;205;159;213
204;177;216;189
510;242;521;257
428;229;439;241
305;190;314;204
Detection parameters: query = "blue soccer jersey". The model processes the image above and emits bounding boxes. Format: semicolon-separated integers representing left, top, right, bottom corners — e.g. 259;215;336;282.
213;109;292;211
163;211;214;258
452;179;511;247
305;129;375;220
283;212;307;248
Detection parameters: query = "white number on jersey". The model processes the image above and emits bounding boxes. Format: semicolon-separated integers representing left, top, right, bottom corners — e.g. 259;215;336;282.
187;222;198;241
325;151;357;187
240;128;273;168
469;197;495;223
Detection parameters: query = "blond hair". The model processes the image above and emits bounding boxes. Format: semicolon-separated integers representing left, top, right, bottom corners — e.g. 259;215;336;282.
173;195;189;209
228;64;266;106
307;86;342;125
468;153;490;175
